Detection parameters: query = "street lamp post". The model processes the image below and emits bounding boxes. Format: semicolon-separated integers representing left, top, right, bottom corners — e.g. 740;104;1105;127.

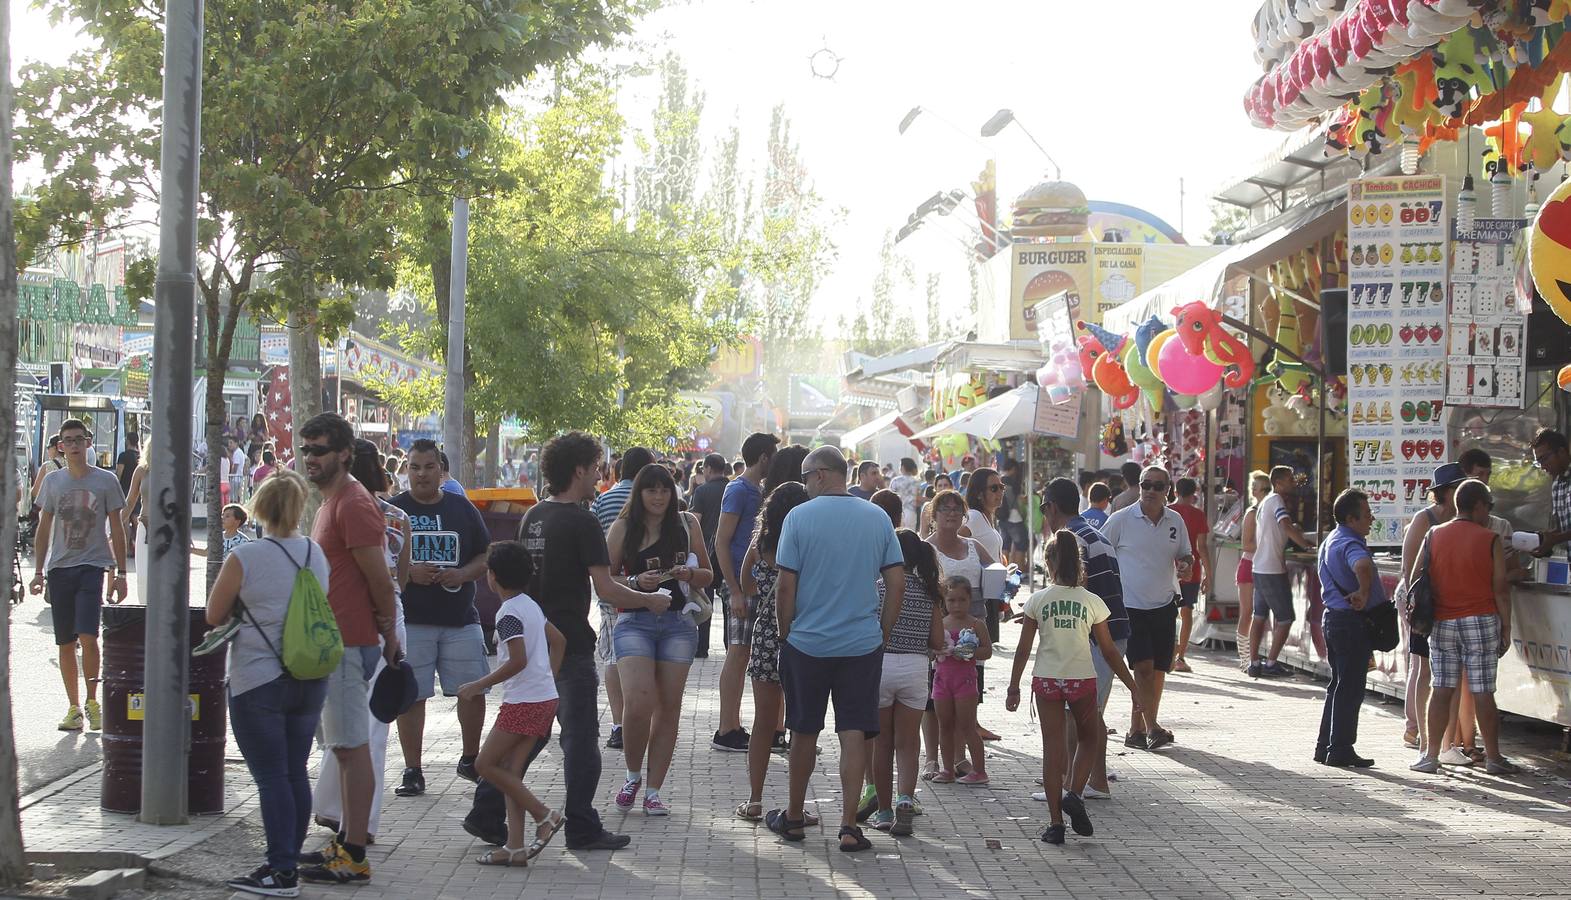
979;108;1063;181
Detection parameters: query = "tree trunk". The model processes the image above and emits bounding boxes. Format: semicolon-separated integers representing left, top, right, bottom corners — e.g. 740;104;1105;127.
288;309;324;531
0;0;31;882
482;420;499;487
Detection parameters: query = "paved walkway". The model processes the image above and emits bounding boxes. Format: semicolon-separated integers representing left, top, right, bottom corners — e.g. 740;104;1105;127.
19;624;1571;899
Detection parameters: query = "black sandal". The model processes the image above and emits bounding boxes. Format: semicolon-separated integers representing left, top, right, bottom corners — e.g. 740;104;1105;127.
765;808;806;842
838;825;872;853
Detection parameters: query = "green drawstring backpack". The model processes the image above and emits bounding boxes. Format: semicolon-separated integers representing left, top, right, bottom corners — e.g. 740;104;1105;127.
242;538;343;680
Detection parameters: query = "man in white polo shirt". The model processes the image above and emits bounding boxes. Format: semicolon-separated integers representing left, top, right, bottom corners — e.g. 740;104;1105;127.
1100;465;1192;751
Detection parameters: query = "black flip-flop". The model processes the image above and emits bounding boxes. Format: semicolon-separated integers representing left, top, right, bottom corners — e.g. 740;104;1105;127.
765;808;806;842
838;825;872;853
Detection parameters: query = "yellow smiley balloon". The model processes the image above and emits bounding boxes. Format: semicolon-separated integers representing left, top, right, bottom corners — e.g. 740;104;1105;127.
1529;176;1571;327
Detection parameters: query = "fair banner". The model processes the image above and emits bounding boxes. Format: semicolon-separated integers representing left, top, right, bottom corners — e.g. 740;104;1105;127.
1447;219;1526;409
1346;174;1449;546
1091;244;1143;317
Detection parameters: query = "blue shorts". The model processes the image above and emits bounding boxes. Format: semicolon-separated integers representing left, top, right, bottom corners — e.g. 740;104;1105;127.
612;609;698;664
47;565;104;646
404;623;490;700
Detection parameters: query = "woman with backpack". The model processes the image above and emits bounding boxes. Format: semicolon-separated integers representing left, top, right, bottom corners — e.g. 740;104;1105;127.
206;469;333;898
604;462;713;817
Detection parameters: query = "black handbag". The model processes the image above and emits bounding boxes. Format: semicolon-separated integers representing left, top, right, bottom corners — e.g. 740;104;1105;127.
1364;599;1400;652
1404;534;1436;638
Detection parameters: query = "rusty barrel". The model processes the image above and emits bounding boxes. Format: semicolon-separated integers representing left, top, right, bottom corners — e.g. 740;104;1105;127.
100;605;229;814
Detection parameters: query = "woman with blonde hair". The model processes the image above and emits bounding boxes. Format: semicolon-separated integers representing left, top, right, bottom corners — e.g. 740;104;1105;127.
206;470;332;897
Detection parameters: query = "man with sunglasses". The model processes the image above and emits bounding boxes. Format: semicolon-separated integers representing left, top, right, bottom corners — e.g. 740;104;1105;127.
29;419;127;733
294;413;400;885
1100;466;1191;751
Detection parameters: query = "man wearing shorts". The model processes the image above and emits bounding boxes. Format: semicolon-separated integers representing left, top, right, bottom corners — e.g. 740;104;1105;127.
771;446;904;852
1410;479;1519;775
29;419;128;733
1100;466;1191;751
1038;477;1128;798
298;413;400;885
712;432;778;752
1169;477;1210;673
1248;466;1316;678
390;439;494;797
999;459;1029;568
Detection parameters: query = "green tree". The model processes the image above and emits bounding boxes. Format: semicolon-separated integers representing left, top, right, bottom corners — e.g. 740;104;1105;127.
842;230;918;356
378;83;729;448
17;0;641;577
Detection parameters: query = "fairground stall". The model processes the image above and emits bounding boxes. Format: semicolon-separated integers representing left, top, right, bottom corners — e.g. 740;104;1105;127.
1226;0;1571;732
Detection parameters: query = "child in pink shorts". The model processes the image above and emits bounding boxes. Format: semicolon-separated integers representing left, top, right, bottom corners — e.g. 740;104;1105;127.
459;542;566;867
932;576;991;785
1007;529;1141;845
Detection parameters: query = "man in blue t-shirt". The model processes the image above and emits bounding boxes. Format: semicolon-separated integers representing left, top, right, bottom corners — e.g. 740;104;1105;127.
710;432;778;752
771;446;904;852
389;439;494;797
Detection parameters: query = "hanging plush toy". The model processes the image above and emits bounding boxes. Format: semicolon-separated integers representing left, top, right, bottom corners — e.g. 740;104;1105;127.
1076;321;1141;410
1522;79;1566;171
1171;301;1256;388
1099;416;1128;457
1269;294;1314;395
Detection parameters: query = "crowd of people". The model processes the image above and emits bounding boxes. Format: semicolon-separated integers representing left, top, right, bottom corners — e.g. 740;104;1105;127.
20;414;1535;894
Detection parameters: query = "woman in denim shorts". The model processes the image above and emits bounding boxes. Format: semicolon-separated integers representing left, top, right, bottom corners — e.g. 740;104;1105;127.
605;464;713;816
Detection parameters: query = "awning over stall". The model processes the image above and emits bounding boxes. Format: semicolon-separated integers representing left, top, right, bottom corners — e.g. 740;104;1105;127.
1102;196;1344;334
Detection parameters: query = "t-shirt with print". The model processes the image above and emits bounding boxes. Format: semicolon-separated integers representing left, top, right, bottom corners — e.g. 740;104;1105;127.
391;490;492;628
312;479;385;647
775;494;904;657
517;499;610;659
220;530;252;561
1170;502;1208;584
494;592;558;704
38;467;125;571
1022;584;1110;680
1252;493;1292;575
888;474;922;529
720;475;763;580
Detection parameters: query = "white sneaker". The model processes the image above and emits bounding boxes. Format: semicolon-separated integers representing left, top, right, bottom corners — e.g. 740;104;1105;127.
1081;786;1111;800
1437;748;1474;767
1409;754;1439;774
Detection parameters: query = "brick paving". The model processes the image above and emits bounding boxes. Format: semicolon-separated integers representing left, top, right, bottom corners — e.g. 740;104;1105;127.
19;618;1571;899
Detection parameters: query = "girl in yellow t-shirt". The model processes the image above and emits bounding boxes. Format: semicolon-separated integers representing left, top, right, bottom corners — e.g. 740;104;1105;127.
1007;528;1140;846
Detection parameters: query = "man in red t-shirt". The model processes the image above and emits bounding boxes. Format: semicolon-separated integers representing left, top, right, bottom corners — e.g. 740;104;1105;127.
1169;477;1210;674
296;413;399;886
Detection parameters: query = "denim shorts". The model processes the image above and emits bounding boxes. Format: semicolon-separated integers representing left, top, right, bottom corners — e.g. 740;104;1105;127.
405;623;490;700
318;645;379;749
612;609;698;664
46;564;104;645
1252;572;1296;623
1093;637;1129;708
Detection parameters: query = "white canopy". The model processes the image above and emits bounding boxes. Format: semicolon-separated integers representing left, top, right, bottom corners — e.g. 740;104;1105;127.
910;384;1040;441
838;409;905;450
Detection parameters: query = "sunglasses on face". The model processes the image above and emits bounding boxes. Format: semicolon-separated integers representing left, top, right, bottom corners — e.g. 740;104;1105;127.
1141;481;1169;492
298;444;339;458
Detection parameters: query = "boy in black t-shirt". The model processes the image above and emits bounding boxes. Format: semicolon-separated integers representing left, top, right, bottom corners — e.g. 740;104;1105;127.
464;432;654;851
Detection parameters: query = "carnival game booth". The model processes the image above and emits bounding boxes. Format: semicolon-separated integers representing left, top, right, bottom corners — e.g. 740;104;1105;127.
1234;0;1571;732
1099;193;1349;649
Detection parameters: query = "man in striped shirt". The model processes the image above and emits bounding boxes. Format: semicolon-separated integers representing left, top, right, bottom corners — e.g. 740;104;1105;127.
1040;477;1129;799
589;446;655;751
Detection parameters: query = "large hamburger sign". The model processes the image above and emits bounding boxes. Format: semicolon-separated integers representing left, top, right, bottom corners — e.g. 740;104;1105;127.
1012;244;1091;339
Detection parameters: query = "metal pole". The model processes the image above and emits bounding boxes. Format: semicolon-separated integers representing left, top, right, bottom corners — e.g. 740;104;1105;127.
443;196;467;467
142;0;202;825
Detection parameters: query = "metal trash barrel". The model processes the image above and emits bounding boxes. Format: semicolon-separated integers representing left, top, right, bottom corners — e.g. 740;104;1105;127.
100;605;228;814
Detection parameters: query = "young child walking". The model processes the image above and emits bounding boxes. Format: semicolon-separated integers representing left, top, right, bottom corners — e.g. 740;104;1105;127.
459;542;566;867
1007;529;1141;845
931;575;991;785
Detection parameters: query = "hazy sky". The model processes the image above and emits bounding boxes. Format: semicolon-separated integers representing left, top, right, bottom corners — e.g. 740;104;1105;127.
14;0;1292;326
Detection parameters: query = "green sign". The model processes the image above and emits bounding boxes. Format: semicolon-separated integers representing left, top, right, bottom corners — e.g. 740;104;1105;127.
19;280;139;327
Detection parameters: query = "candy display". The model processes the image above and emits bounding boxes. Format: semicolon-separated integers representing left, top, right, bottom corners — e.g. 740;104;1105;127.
1447;217;1527;408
